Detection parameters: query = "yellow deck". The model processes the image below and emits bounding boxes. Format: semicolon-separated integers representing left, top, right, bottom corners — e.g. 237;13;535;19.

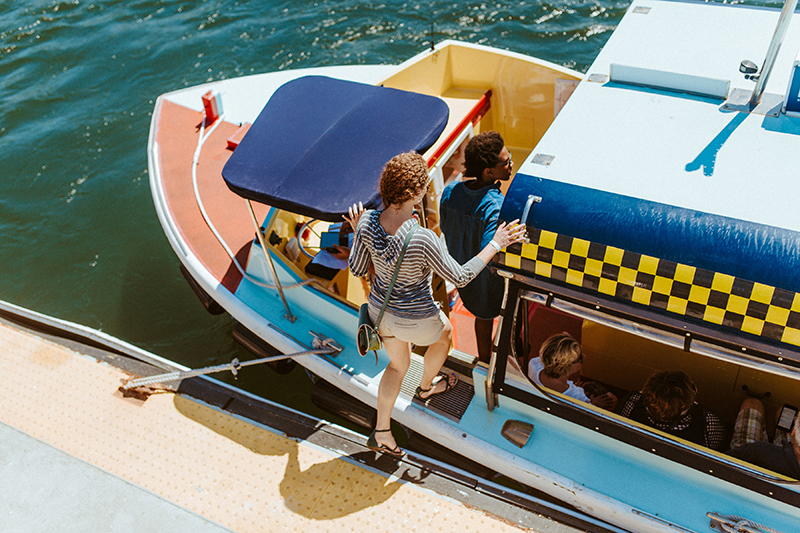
0;319;548;533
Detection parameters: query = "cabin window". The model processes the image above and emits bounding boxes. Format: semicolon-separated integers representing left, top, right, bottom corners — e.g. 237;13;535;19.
504;289;800;483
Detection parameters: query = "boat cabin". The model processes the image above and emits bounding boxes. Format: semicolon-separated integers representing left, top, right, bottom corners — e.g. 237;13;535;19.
488;0;800;518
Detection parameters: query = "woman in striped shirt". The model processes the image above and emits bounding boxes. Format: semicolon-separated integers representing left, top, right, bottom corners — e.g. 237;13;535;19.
345;151;526;457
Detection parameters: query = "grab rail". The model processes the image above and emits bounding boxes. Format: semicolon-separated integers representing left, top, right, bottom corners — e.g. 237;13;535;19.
426;90;492;169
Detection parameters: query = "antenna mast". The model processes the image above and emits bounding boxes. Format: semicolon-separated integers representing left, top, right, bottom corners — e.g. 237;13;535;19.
430;4;435;51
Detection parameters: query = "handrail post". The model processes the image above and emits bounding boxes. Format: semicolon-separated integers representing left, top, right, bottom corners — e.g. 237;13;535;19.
246;200;297;323
749;0;798;108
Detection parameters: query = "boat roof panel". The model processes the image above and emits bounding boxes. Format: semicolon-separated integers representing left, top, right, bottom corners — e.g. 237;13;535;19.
501;0;800;354
222;76;449;221
515;0;800;233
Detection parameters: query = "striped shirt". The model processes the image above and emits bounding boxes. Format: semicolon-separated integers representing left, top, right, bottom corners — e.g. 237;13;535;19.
349;210;487;319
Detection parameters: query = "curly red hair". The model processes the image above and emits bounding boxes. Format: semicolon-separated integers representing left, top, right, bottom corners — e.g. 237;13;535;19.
379;152;429;207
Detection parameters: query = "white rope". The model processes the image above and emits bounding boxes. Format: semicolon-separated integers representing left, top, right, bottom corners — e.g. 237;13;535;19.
708;513;786;533
121;346;336;390
191;112;314;291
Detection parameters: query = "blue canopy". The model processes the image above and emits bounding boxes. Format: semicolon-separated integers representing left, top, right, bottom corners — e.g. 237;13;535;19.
222;76;449;221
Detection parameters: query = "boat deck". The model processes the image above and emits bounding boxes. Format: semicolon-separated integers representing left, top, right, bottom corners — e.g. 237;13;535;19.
519;0;800;232
0;309;600;533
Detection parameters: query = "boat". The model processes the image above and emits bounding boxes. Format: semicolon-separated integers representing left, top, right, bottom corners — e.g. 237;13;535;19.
147;0;800;531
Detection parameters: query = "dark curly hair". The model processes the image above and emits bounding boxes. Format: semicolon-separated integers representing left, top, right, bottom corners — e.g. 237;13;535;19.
464;131;505;178
379;151;429;207
641;371;697;422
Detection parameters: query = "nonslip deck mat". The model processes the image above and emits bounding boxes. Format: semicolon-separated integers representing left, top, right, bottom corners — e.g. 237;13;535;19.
400;356;474;422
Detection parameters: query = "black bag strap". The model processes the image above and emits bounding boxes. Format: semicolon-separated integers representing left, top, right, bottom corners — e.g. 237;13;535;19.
374;223;418;329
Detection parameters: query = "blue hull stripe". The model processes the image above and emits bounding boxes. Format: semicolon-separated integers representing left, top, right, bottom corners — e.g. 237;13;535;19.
500;174;800;294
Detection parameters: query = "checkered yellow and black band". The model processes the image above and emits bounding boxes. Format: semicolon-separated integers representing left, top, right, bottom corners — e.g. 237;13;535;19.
500;228;800;348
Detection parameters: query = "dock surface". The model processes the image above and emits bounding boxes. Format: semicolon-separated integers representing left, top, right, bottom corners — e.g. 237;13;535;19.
0;315;594;533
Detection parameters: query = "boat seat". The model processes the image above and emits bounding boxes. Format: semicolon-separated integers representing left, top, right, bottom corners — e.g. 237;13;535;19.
609;63;730;100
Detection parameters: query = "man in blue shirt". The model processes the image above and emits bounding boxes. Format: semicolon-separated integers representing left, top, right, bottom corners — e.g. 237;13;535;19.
439;131;513;363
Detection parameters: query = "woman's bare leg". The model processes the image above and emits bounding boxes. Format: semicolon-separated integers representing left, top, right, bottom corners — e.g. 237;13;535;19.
374;336;411;449
418;317;455;398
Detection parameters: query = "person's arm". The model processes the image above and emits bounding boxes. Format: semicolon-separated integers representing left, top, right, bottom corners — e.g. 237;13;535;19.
343;202;364;233
590;392;618;410
348;214;372;278
705;411;727;451
618;392;639;418
423;220;526;287
474;219;526;266
479;192;502;251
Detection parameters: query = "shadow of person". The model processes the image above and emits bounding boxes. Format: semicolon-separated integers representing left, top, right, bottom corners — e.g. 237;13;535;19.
172;394;409;521
279;446;408;520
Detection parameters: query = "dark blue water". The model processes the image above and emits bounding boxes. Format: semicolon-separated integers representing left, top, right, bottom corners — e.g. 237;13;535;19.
0;0;774;415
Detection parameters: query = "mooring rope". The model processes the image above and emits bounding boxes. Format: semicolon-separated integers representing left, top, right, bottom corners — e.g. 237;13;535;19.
707;512;786;533
121;346;336;390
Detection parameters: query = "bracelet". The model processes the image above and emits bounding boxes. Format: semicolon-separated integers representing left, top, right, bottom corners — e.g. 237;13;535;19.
489;240;502;252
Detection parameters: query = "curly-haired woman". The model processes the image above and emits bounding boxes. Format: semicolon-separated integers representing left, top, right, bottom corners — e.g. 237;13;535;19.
344;151;526;457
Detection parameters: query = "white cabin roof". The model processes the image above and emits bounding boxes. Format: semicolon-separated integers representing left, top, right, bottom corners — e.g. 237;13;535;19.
518;0;800;233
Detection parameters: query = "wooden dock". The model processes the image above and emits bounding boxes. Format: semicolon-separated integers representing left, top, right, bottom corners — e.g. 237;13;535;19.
0;302;614;533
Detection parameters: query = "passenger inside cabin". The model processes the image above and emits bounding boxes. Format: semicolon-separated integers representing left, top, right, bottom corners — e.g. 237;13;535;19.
527;332;617;410
618;371;726;451
728;398;800;479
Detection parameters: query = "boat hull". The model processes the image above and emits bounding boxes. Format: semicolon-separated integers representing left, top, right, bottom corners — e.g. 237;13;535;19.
149;34;800;533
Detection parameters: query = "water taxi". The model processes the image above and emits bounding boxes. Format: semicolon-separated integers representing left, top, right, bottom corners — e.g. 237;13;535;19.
148;1;800;531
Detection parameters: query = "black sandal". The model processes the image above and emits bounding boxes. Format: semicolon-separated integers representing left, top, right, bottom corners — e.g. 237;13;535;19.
367;429;405;457
415;372;458;402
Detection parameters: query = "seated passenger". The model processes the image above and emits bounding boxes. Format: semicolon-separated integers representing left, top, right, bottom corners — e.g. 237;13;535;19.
528;332;617;409
728;398;800;479
619;371;725;450
305;222;353;280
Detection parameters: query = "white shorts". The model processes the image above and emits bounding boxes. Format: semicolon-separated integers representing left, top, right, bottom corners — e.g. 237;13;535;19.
370;306;448;346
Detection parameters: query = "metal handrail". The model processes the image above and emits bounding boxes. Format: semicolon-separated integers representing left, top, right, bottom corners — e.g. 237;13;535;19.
749;0;798;107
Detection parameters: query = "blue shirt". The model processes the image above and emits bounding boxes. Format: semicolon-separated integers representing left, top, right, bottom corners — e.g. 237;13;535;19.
439;181;505;319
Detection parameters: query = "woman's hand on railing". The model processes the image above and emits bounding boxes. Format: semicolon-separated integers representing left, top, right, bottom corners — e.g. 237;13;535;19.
343;202;365;233
476;219;527;265
492;219;527;250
